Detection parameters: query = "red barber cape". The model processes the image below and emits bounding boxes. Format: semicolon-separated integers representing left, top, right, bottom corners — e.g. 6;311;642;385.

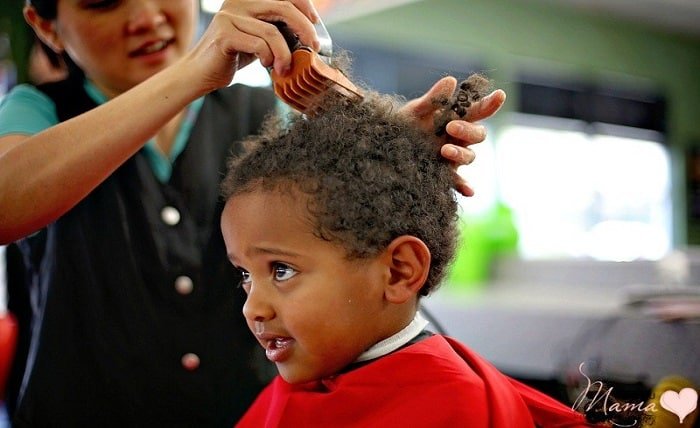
236;335;590;427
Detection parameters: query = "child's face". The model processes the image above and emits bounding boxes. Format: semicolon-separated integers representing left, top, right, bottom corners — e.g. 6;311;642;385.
221;190;392;384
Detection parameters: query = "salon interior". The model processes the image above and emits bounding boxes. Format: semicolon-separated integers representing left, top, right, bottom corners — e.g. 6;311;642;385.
1;0;699;425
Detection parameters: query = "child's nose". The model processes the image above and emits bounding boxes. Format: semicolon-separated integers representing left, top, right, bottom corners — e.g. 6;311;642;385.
242;284;275;323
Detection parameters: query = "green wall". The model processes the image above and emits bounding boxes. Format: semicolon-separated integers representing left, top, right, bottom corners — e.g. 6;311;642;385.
0;0;31;85
3;0;700;242
330;0;700;245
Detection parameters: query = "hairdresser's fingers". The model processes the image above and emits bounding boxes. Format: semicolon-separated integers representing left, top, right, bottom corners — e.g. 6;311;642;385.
443;144;477;196
193;12;273;85
281;0;322;25
441;143;476;166
402;76;458;120
221;0;319;29
454;173;475;197
246;0;320;50
223;15;288;72
465;89;506;122
445;121;487;148
215;0;319;72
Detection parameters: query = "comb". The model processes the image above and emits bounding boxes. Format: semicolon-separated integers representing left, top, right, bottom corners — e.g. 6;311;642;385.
269;20;363;115
270;47;363;115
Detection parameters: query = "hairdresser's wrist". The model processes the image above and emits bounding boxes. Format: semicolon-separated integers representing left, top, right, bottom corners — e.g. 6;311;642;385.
175;42;245;97
138;57;215;109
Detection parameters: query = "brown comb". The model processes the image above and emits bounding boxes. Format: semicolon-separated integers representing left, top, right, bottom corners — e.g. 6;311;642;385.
270;47;363;116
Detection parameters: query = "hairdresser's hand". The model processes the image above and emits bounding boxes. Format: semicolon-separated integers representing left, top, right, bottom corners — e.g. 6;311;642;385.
185;0;320;93
401;77;506;196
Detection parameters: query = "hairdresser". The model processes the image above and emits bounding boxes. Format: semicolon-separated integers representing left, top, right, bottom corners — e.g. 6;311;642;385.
0;0;505;426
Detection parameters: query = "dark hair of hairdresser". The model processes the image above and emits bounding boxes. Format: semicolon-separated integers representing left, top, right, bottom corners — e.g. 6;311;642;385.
25;0;81;76
26;0;57;19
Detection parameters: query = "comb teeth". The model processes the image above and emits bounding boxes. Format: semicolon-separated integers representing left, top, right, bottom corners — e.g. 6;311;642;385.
271;48;363;116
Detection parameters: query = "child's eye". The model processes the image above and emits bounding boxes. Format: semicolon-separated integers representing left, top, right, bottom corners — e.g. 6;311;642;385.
273;263;297;282
237;269;252;288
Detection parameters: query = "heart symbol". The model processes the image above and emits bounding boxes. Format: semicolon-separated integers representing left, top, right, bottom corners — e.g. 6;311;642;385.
660;388;698;424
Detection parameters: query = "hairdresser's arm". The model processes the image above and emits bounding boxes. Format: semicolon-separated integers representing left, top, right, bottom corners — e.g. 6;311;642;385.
400;76;506;196
0;0;319;244
0;64;219;244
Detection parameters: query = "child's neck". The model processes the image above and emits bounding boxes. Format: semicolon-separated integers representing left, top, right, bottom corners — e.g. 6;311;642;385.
354;311;428;363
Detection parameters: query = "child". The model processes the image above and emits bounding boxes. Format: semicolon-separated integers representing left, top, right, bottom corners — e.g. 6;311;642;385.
220;89;592;427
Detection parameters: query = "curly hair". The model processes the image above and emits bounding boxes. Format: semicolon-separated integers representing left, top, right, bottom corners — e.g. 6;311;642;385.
221;92;459;296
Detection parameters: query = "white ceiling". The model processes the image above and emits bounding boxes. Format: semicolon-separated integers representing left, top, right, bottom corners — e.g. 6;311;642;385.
199;0;700;39
319;0;700;39
319;0;423;23
531;0;700;39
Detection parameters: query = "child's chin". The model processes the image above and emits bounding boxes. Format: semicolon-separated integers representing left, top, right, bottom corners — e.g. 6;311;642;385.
278;367;326;385
279;371;313;385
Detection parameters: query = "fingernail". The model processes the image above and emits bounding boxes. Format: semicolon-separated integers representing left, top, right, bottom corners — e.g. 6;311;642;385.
447;147;459;158
477;125;487;139
448;121;466;134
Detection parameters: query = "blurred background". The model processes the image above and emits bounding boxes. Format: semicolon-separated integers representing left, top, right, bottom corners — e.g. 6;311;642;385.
1;0;699;423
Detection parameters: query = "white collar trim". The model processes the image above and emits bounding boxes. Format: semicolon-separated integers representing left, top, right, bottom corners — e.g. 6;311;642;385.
354;311;429;363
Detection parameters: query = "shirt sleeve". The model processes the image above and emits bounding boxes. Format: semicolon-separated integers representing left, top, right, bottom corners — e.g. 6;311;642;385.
0;84;58;137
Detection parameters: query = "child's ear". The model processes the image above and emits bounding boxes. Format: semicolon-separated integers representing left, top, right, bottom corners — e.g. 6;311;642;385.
24;6;64;54
382;236;431;304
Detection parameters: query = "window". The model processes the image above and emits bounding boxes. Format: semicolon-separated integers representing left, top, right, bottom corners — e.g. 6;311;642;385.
478;114;672;261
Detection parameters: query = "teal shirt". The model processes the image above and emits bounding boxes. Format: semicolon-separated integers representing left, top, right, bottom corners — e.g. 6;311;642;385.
0;80;204;183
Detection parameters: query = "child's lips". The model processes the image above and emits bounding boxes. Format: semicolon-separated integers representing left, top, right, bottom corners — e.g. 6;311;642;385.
259;335;295;363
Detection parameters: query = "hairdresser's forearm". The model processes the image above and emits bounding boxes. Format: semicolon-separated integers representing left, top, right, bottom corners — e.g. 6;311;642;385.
0;62;209;244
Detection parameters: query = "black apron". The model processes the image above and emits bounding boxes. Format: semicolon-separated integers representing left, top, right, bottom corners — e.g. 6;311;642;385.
10;75;276;427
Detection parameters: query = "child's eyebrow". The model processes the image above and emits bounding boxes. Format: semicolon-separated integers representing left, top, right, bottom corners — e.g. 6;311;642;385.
226;254;240;265
251;247;301;258
226;247;301;265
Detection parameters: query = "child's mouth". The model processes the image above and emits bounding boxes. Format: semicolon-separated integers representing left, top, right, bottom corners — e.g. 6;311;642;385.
264;337;294;363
